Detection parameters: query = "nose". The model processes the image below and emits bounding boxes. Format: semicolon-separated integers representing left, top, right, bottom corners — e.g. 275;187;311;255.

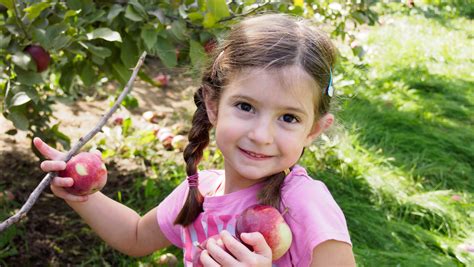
248;117;274;145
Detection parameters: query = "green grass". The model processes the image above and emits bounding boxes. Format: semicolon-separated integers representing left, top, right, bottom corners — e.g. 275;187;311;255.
299;9;473;266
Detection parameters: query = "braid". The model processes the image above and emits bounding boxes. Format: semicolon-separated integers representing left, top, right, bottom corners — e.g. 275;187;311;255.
174;87;213;226
257;170;288;211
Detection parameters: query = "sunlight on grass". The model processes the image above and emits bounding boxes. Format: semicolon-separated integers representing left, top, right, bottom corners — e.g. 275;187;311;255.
306;8;474;266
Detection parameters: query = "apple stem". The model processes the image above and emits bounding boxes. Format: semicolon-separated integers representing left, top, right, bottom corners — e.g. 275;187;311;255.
282;207;289;216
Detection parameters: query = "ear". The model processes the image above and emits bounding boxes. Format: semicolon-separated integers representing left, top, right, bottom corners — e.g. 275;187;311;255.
202;87;218;126
304;113;334;146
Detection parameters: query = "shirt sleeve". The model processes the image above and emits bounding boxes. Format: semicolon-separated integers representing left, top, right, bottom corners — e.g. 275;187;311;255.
156;179;189;248
282;176;352;266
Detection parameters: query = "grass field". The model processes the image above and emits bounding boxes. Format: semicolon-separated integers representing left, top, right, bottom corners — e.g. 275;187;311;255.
302;7;473;266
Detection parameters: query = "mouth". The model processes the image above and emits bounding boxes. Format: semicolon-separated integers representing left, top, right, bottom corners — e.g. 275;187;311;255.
239;148;273;160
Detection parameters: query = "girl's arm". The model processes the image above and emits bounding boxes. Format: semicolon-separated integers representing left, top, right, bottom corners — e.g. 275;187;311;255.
33;137;171;257
67;193;171;257
310;240;355;267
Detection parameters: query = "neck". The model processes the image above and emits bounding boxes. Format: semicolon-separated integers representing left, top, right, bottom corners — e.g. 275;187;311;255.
221;161;267;195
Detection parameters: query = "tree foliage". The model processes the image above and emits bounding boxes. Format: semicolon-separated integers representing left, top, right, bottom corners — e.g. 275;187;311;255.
0;0;378;148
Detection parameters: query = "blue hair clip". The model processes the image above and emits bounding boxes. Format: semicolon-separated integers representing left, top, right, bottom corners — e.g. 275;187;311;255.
326;69;334;97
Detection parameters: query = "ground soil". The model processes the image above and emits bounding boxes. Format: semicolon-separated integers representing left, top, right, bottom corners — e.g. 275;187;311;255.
0;63;198;266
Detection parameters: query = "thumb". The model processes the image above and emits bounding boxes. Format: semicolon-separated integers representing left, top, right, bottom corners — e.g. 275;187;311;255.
240;232;272;259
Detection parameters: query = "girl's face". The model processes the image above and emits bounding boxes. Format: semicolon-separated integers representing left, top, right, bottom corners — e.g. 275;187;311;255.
206;66;332;188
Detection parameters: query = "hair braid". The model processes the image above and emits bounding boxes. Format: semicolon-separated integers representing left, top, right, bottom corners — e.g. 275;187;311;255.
174;87;213;226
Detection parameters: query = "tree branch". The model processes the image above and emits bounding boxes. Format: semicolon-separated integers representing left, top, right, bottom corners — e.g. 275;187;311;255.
0;51;147;232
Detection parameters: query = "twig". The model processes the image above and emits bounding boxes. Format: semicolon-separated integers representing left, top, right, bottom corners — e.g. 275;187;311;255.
0;51;147;232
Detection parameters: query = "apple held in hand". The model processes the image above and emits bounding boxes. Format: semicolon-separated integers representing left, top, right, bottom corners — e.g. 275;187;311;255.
236;204;292;260
58;152;107;196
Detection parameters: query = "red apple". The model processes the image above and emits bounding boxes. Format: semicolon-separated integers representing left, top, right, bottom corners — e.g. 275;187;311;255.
171;135;187;151
25;45;50;72
204;39;217;54
58;152;107;196
154;73;169;87
236;204;292;260
113;115;124;125
193;234;230;267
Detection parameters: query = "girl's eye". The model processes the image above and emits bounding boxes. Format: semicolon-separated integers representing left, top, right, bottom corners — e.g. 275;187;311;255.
236;102;253;112
281;114;299;123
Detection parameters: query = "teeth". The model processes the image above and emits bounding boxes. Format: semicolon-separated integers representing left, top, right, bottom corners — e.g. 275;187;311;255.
247;151;266;158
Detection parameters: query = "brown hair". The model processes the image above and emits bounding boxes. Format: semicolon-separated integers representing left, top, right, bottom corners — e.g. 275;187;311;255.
174;13;337;226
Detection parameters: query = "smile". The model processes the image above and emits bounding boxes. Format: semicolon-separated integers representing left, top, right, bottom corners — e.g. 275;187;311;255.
239;148;273;160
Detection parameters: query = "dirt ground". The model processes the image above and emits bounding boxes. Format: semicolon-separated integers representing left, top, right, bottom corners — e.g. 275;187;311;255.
0;64;198;266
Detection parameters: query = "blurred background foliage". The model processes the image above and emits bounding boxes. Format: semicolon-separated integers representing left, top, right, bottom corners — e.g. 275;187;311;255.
0;0;473;266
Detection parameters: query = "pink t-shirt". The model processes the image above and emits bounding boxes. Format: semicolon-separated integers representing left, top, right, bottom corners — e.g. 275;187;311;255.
156;165;351;266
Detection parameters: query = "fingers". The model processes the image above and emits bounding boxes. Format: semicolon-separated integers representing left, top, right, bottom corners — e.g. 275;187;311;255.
51;176;74;187
40;160;66;172
33;137;66;160
206;236;239;266
50;177;88;202
240;232;272;259
220;230;254;261
199;250;220;267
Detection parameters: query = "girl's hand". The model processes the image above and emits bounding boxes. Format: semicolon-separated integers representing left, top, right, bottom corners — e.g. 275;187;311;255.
200;230;272;267
33;137;89;202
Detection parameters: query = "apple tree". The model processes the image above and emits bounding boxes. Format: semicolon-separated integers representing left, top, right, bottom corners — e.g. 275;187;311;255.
0;0;378;150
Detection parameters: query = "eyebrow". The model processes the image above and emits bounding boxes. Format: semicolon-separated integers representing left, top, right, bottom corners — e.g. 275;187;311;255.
229;94;308;115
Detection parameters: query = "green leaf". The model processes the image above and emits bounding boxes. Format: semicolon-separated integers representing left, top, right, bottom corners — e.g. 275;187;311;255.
46;23;68;44
202;12;216;28
66;0;81;10
188;12;204;22
125;5;143;22
21;86;40;104
141;27;158;50
121;35;139;68
0;34;11;49
79;62;95;86
87;28;122;42
111;62;131;85
170;20;188;41
189;39;206;67
107;4;124;22
207;0;230;21
128;0;148;19
81;42;112;59
23;2;50;21
152;37;177;68
7;110;29;131
51;35;72;50
51;123;71;150
64;9;80;19
9;91;31;107
121;95;138;110
32;28;49;49
12;52;32;70
15;68;44;86
0;0;14;10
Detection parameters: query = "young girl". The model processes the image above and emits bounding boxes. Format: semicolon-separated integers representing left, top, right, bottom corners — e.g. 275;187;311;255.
34;13;355;266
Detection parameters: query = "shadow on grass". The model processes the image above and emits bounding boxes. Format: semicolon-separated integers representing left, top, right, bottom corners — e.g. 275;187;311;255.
339;67;473;193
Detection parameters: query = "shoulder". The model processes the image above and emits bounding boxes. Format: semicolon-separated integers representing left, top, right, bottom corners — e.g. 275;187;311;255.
281;165;351;243
281;165;333;200
197;169;224;196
